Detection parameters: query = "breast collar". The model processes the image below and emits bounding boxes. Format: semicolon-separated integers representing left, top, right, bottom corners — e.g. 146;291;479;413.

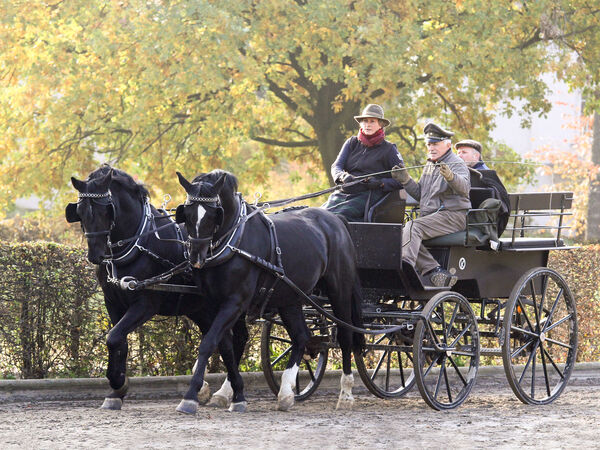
202;194;249;268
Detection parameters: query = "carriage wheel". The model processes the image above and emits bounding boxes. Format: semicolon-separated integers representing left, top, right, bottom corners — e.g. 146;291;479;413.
355;317;416;398
260;313;329;401
413;292;480;410
502;267;578;405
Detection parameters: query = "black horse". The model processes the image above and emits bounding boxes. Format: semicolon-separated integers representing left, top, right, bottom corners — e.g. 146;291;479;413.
66;165;248;411
174;170;364;414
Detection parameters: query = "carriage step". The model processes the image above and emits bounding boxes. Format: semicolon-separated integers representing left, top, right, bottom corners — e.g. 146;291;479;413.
480;348;503;357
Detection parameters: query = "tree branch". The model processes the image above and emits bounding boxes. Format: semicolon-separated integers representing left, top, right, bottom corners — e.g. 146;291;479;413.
251;137;318;147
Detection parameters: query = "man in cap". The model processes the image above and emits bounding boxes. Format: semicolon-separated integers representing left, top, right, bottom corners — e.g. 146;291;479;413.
392;122;470;287
456;139;490;170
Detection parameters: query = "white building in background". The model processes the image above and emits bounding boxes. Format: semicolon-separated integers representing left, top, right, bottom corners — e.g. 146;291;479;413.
490;73;583;190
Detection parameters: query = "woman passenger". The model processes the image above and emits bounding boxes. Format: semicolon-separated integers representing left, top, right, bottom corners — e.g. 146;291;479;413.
322;104;404;221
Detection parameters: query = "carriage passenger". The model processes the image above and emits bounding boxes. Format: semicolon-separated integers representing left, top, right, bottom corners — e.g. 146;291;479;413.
322;104;404;222
392;123;470;287
455;139;490;170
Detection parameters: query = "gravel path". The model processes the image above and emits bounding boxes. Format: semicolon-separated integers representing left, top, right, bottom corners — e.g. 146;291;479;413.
1;381;599;449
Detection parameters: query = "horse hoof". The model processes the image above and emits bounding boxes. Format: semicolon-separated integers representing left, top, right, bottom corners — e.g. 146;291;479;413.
207;394;230;408
228;401;247;413
336;397;354;411
277;394;294;411
197;381;211;405
176;399;199;415
100;397;123;410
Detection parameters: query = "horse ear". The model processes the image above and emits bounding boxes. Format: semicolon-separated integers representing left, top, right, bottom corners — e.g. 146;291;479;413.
213;173;227;194
71;177;86;192
176;171;193;192
97;168;113;189
65;203;81;223
175;204;186;224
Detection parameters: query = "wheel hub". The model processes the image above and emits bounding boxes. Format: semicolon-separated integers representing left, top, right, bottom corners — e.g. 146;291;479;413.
539;331;546;343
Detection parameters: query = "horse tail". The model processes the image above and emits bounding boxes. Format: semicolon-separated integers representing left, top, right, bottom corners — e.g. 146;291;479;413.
351;276;366;351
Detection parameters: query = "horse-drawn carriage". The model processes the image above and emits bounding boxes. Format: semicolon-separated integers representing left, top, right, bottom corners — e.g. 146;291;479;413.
261;186;578;410
66;166;578;412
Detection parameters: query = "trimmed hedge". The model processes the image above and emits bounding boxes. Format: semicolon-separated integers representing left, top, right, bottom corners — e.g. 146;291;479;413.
0;241;598;379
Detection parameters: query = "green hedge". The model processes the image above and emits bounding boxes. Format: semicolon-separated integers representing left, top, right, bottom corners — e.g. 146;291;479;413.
0;241;598;379
0;241;261;379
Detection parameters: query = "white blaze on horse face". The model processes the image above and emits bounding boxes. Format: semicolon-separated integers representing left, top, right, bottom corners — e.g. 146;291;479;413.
279;364;299;397
195;204;207;236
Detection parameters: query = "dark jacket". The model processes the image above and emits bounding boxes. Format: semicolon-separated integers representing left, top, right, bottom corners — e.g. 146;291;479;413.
331;136;403;192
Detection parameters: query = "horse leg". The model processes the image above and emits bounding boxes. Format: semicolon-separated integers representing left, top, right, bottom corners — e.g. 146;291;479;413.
102;300;158;410
177;298;245;415
207;317;249;410
276;306;311;412
326;281;356;410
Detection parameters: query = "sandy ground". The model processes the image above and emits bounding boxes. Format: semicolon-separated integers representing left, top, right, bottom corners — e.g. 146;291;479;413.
0;381;599;450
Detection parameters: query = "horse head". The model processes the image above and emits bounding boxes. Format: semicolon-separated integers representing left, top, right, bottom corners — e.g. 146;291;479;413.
176;170;234;268
66;165;148;264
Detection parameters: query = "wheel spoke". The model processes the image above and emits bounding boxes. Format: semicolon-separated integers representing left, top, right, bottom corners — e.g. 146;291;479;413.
518;340;539;384
397;351;406;386
511;324;538;339
447;355;468;386
516;296;537;334
434;356;445;400
544;313;573;333
449;323;472;349
271;346;292;367
423;352;443;377
371;350;387;381
544;336;573;350
541;345;566;380
446;302;460;333
443;361;453;403
539;342;551;397
270;335;292;344
544;287;565;328
530;278;543;334
511;338;534;359
531;341;538;398
304;359;316;382
385;349;392;391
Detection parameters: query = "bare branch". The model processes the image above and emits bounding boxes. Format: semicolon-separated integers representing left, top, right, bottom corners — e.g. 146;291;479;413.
251;136;318;147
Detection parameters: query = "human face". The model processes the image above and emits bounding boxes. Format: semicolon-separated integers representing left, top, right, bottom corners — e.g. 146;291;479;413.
359;117;382;136
426;140;451;162
456;146;481;167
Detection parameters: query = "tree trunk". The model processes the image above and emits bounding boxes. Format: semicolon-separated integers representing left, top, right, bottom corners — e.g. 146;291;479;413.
586;111;600;243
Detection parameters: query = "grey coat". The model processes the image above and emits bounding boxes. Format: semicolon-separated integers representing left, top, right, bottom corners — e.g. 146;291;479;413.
404;150;470;216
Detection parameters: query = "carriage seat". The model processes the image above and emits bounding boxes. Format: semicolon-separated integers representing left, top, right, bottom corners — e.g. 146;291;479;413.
423;187;499;248
365;189;407;223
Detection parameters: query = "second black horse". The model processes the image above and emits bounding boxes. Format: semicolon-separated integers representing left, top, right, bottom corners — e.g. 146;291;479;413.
175;170;365;414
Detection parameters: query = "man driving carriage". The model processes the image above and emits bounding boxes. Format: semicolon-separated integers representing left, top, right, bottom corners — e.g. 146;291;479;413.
392;122;470;287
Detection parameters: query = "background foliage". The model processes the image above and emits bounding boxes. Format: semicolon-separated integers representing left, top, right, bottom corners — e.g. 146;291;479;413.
2;0;598;215
0;241;597;379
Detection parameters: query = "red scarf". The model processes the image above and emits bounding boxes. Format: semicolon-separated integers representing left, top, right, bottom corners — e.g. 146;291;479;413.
358;128;385;147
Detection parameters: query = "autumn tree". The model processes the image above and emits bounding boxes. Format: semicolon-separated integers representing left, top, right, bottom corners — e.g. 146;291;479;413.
1;0;599;213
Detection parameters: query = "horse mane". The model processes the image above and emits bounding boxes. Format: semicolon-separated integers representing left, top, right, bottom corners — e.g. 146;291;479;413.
88;164;150;201
191;170;238;197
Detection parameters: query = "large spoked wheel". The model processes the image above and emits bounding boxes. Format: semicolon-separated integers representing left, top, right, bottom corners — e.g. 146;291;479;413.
502;267;578;405
260;312;330;401
414;292;480;410
355;317;416;398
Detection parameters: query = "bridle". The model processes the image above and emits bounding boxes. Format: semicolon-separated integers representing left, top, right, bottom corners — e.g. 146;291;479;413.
77;191;116;240
184;194;223;250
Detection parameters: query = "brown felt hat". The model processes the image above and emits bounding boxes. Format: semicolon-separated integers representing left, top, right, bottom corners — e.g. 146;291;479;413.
354;104;391;127
455;139;482;154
